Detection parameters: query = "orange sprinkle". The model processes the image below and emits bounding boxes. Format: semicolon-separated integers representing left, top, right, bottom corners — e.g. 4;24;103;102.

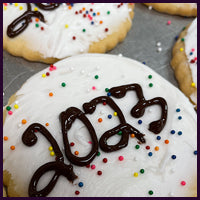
155;146;159;151
97;12;100;15
74;151;79;155
130;134;135;138
68;6;72;10
45;123;49;126
10;145;15;150
98;118;103;123
4;136;8;141
99;21;103;24
35;18;39;22
165;140;169;144
22;119;27;124
49;92;53;97
82;7;86;11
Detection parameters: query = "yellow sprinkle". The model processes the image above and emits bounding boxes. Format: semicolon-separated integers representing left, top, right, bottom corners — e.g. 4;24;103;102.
134;172;138;177
50;151;55;156
14;3;18;7
49;146;53;151
65;24;69;28
114;112;117;116
4;7;7;11
14;104;19;109
42;74;46;78
180;48;184;52
191;82;196;87
34;7;38;11
19;6;23;10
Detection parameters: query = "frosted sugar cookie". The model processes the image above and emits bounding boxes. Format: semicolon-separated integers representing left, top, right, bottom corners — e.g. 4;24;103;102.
3;54;197;197
171;18;197;107
3;3;134;63
144;3;197;17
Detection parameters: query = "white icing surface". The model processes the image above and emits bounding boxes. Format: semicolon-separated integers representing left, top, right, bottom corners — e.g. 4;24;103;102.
3;3;132;59
185;18;197;86
3;54;197;197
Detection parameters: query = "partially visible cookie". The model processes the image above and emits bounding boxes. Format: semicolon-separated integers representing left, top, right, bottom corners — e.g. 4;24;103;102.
144;3;197;17
3;3;134;63
171;18;197;108
3;186;7;197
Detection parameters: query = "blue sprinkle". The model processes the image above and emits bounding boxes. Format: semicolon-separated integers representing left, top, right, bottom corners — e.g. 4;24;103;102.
108;114;112;119
70;3;74;6
91;21;94;25
175;35;179;40
171;155;176;159
138;120;142;124
157;136;161;140
10;3;13;5
171;130;175;134
86;11;89;14
78;182;84;187
178;116;182;120
148;152;153;157
190;52;193;56
142;62;146;65
194;150;197;155
176;108;181;112
178;131;182;136
107;92;111;97
93;13;96;16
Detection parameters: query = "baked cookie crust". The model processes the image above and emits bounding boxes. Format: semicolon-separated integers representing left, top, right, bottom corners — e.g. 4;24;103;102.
3;3;134;64
171;24;197;108
144;3;197;17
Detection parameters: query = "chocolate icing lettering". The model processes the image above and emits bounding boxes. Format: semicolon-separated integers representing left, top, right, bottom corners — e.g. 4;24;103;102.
22;83;168;197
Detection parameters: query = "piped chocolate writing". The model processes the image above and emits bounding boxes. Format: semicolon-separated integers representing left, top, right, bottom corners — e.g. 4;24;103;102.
7;3;61;38
22;83;168;197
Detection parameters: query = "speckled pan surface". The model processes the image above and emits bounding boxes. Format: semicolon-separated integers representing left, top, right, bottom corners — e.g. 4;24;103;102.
3;3;194;105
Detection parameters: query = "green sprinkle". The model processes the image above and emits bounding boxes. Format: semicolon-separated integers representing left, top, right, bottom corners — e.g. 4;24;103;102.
6;106;11;111
95;75;99;79
97;152;101;156
148;75;152;79
149;190;153;195
181;38;185;42
82;29;86;32
135;145;140;149
105;88;109;92
117;131;122;135
182;27;186;31
35;23;39;28
149;83;153;87
61;82;66;87
140;169;145;174
107;11;110;15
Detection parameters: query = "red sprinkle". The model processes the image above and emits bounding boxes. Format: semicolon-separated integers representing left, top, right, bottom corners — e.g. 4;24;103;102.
97;171;102;176
146;146;150;150
103;158;108;163
119;156;124;161
75;190;80;195
181;181;186;186
105;28;109;32
86;164;90;168
91;164;96;169
72;36;76;40
70;142;75;147
46;72;50;76
103;102;106;106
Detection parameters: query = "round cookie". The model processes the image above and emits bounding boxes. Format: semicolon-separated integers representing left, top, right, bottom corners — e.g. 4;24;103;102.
3;3;134;63
144;3;197;17
3;54;197;197
171;18;197;108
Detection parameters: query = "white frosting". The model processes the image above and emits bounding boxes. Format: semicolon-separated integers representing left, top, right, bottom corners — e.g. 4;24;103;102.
3;3;132;59
185;18;197;88
3;54;197;197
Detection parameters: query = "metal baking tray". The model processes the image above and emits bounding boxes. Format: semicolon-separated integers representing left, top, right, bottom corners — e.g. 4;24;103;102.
3;3;194;106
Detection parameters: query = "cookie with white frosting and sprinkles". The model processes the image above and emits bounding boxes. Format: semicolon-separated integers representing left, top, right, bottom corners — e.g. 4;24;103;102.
144;3;197;17
3;3;134;63
171;18;197;108
3;54;197;197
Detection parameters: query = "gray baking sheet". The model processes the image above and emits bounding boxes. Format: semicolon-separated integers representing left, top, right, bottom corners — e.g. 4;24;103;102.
3;3;194;106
